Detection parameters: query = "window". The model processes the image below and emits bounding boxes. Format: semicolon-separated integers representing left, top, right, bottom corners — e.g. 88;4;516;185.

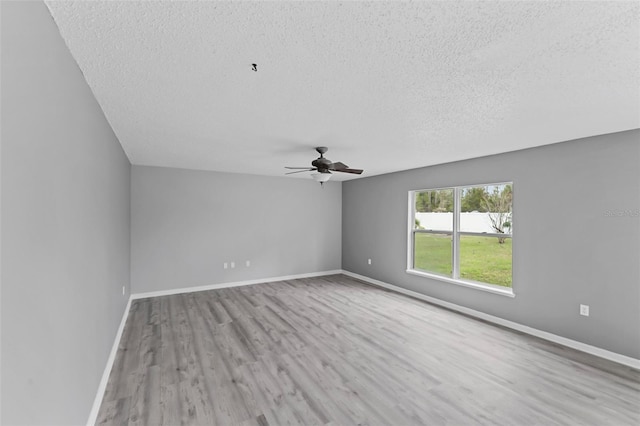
409;183;513;294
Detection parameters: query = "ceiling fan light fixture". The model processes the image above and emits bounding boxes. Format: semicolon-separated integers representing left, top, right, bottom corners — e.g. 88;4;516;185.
311;172;331;185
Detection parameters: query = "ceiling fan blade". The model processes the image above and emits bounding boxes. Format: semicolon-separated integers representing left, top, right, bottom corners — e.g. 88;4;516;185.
285;166;314;170
334;168;363;174
330;162;348;170
285;168;316;175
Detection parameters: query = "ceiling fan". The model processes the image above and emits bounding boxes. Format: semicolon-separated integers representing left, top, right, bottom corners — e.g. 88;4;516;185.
285;147;363;186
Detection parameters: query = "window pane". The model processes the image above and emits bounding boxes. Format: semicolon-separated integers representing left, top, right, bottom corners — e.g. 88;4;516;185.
459;235;512;287
413;233;452;277
460;184;512;234
414;189;454;231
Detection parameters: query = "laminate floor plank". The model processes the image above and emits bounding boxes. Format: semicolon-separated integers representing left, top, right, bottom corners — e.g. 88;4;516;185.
97;274;640;425
96;397;130;425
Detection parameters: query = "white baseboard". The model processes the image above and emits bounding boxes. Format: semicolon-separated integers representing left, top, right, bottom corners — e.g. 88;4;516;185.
131;270;343;300
342;270;640;370
86;296;132;426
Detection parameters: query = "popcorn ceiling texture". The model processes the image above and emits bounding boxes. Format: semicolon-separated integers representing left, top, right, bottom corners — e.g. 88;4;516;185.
45;1;639;179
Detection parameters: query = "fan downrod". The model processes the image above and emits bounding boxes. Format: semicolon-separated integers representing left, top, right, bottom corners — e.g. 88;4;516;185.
315;146;328;156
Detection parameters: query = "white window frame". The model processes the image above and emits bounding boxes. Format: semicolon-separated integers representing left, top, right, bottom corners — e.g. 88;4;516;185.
407;183;514;297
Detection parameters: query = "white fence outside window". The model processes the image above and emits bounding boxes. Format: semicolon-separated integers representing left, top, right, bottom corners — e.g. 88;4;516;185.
414;212;512;234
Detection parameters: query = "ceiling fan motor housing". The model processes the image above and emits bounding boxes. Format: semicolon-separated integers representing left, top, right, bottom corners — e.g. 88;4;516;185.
312;147;332;172
312;157;332;172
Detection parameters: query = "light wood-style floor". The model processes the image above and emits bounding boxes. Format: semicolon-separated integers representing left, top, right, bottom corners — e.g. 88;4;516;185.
97;275;640;425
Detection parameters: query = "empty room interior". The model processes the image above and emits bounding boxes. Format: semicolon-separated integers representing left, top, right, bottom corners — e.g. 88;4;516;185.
2;1;640;425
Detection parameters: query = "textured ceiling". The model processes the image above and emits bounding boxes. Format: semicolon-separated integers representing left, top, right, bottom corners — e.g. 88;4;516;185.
45;1;640;181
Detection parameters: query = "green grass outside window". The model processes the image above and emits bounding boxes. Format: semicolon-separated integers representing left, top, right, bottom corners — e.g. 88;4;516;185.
413;233;512;287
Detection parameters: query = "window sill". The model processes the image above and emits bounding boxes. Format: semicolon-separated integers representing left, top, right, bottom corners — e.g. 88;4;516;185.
406;269;515;298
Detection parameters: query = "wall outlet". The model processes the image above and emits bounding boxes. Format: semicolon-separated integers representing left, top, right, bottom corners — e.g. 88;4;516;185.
231;261;235;269
368;258;372;265
246;260;250;267
122;286;125;296
580;304;590;316
224;262;228;269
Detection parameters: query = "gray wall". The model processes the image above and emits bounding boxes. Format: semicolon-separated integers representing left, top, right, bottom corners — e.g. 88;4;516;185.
1;2;131;424
343;130;640;359
131;166;342;294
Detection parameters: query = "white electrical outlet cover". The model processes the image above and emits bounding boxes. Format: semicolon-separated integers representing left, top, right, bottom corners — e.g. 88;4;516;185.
580;304;590;316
